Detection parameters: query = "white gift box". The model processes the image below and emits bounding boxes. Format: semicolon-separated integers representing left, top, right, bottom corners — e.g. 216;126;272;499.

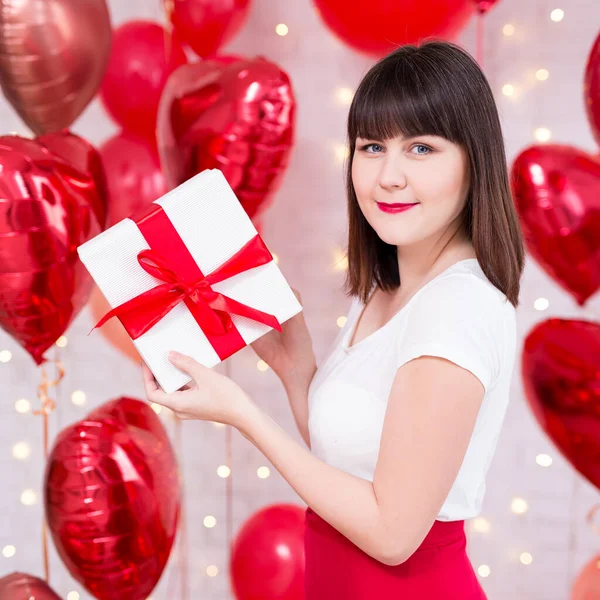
77;169;302;393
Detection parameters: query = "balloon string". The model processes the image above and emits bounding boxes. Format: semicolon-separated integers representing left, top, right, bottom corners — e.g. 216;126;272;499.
33;359;65;583
175;415;189;600
225;359;233;551
586;503;600;535
476;14;484;69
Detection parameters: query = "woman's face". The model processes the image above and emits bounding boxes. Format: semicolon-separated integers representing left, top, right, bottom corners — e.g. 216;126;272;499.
351;134;470;247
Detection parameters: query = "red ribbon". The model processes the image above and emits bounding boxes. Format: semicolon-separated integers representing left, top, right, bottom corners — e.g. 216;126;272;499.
92;203;281;361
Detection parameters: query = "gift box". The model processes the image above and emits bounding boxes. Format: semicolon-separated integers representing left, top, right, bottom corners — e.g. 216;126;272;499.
77;169;302;393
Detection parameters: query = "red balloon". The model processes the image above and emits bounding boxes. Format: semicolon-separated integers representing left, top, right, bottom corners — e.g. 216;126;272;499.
100;131;167;226
157;56;296;220
0;131;107;364
511;145;600;306
471;0;500;14
99;21;187;141
312;0;475;57
522;319;600;491
44;397;180;600
166;0;252;59
0;573;61;600
584;32;600;148
572;553;600;599
230;504;306;600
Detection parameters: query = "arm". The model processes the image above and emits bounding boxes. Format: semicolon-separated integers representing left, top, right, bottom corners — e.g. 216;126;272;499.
282;371;315;449
238;354;485;566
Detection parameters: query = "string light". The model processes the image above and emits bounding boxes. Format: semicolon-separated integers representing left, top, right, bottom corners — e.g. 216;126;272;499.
2;545;15;558
477;564;491;578
533;298;549;311
56;336;68;348
272;253;279;265
20;489;36;506
257;360;269;372
336;87;354;105
203;516;217;528
472;517;491;533
217;465;231;478
257;466;270;479
502;24;515;37
67;593;80;600
151;403;162;414
536;69;549;81
502;84;516;97
0;350;12;363
520;552;533;565
536;453;553;467
12;441;31;460
336;316;347;328
14;398;31;414
511;497;529;514
275;23;288;36
206;565;219;577
71;390;87;406
333;142;350;164
550;8;564;22
534;127;551;142
332;248;348;271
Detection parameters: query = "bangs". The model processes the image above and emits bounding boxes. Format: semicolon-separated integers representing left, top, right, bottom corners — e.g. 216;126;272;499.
348;56;459;145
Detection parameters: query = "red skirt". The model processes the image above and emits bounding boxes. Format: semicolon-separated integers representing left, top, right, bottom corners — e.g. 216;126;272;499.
304;507;487;599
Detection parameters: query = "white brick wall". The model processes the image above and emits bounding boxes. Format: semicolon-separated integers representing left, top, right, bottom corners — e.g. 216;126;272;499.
0;1;599;598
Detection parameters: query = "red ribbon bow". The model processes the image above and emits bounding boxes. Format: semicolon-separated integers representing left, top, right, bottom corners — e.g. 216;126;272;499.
92;203;281;361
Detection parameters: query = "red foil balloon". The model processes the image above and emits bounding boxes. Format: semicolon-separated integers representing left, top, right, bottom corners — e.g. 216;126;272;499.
0;0;111;134
44;397;180;600
584;32;600;148
157;56;296;220
100;131;167;227
230;504;306;600
312;0;475;57
99;21;187;141
166;0;252;59
0;131;107;364
522;319;600;491
0;572;61;600
511;145;600;306
472;0;500;14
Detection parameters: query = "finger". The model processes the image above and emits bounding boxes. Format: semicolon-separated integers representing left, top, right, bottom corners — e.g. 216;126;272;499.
141;363;171;405
168;351;207;380
142;363;159;392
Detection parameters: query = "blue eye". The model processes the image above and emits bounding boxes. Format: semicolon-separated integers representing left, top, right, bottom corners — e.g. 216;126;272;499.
361;143;384;153
411;144;432;155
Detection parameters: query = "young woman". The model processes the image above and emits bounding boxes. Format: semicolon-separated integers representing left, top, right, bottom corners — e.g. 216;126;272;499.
143;40;525;599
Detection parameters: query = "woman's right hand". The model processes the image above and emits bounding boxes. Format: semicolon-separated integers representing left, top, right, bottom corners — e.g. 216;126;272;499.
250;289;317;389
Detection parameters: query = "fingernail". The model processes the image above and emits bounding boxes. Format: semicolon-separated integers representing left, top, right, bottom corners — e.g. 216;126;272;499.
168;351;179;360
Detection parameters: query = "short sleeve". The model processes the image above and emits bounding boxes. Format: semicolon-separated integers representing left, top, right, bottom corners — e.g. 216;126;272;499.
395;273;506;394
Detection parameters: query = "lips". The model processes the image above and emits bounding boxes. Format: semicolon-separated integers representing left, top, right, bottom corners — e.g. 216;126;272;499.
376;201;418;214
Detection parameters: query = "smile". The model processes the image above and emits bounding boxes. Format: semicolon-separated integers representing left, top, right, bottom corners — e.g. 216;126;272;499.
376;202;419;214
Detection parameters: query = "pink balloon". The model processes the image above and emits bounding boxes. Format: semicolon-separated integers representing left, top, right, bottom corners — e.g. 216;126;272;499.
0;573;61;600
312;0;475;57
230;504;306;600
167;0;252;58
100;131;167;226
99;21;187;141
572;553;600;599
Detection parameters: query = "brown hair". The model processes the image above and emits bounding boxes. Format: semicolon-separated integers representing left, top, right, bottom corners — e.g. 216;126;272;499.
343;40;525;308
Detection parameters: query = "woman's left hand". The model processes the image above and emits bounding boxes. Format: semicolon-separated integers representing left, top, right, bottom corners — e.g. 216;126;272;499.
142;351;253;428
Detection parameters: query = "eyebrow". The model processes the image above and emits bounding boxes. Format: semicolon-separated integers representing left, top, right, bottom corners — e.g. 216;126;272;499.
356;134;437;141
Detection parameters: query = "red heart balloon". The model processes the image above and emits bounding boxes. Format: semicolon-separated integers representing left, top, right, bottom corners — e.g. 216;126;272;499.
0;131;107;364
0;572;61;600
584;32;600;147
44;397;180;600
522;318;600;490
157;56;296;221
230;503;306;600
511;144;600;305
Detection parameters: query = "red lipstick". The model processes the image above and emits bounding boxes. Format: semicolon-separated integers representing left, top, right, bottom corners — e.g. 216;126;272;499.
376;202;418;214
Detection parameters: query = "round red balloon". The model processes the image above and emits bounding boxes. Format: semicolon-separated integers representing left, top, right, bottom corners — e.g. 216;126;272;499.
230;504;306;600
157;56;296;221
99;20;187;141
166;0;252;58
312;0;475;57
0;131;107;364
44;397;180;600
100;131;167;226
572;553;600;599
511;144;600;306
0;573;61;600
522;319;600;491
584;32;600;148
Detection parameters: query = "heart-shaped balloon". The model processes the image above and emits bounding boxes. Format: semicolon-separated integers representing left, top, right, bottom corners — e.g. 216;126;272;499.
157;56;296;221
0;0;111;134
0;131;107;364
230;503;306;600
584;32;600;148
522;318;600;490
511;145;600;305
44;397;180;600
0;572;61;600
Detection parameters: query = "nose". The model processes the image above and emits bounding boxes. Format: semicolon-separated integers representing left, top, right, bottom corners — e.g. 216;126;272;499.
378;154;407;191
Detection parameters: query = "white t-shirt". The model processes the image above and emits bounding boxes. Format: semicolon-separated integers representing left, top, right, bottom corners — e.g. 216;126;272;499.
307;258;517;521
